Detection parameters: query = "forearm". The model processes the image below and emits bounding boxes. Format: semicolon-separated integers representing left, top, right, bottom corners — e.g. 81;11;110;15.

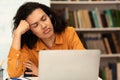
7;48;26;78
8;20;30;78
8;29;23;78
11;30;22;50
7;57;24;78
11;20;30;50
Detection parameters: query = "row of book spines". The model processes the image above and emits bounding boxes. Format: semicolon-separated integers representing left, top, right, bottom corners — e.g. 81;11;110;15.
75;8;119;28
55;7;120;28
79;33;120;54
99;62;120;80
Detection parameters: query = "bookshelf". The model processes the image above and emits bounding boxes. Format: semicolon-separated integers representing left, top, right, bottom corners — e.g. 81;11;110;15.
51;0;120;80
50;0;120;55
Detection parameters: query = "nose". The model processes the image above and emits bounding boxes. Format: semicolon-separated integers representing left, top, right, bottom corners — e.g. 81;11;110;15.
40;22;46;29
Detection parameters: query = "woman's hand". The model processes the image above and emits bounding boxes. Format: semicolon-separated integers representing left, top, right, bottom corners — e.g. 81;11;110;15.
11;20;30;50
15;20;30;35
23;60;38;76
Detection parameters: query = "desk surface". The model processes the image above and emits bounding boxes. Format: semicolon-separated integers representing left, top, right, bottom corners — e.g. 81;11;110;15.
5;77;102;80
6;77;38;80
22;77;38;80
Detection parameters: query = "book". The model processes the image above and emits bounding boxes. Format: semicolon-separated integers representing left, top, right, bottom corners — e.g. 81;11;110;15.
82;9;92;28
89;11;95;28
68;10;75;27
100;13;108;27
111;33;120;53
91;10;100;28
76;9;82;28
77;9;86;28
103;9;120;27
105;66;112;80
117;62;120;80
102;33;117;53
95;8;103;28
104;9;114;27
73;10;79;28
83;33;106;54
109;63;117;80
103;37;112;54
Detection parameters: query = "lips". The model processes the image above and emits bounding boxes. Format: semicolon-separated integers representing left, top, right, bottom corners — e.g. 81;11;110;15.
43;28;51;34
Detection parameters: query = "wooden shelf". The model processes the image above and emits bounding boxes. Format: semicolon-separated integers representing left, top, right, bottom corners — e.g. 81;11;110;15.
101;54;120;58
51;1;120;5
75;27;120;33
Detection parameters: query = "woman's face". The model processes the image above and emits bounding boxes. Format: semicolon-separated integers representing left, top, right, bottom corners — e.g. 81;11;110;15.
26;8;54;40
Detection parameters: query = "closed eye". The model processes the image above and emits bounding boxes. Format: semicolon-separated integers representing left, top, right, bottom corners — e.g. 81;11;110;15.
41;14;47;21
30;23;38;28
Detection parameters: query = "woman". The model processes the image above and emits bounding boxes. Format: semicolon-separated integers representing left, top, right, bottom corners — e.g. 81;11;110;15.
7;2;85;78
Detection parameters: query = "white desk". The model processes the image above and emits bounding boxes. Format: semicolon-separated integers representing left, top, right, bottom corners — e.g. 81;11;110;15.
5;77;38;80
18;77;38;80
27;77;102;80
5;77;102;80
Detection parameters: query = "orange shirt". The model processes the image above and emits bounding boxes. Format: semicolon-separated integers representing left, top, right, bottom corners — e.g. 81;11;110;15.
7;27;85;78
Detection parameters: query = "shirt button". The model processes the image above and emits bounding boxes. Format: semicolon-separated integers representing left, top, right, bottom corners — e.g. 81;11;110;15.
16;54;19;57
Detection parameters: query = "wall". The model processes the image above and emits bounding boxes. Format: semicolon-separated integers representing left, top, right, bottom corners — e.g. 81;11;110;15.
0;0;50;79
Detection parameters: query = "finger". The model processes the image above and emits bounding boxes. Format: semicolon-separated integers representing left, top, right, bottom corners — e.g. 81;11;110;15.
26;65;31;69
24;64;31;68
23;63;32;69
23;62;31;66
25;60;33;65
23;61;33;67
25;72;33;75
27;60;33;64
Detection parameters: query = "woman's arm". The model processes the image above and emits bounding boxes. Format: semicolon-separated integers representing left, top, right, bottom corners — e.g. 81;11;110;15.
7;20;30;78
7;47;28;78
11;20;30;50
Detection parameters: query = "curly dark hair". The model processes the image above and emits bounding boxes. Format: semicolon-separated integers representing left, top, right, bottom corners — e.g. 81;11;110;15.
13;2;67;49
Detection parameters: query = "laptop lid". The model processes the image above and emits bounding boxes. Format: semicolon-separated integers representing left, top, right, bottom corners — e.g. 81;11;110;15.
39;50;100;80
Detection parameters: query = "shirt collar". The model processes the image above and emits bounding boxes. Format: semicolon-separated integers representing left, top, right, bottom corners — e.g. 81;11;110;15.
36;33;63;51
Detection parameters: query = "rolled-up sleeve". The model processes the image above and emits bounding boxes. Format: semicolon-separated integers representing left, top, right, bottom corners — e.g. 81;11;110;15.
7;47;29;78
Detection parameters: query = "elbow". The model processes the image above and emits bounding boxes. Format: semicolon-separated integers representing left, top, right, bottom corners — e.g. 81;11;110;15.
7;68;23;78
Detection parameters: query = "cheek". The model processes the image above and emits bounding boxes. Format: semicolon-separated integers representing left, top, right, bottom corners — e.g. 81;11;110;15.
47;18;53;26
31;28;42;36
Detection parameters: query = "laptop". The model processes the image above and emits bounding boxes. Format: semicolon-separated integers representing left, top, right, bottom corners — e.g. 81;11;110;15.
39;50;101;80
